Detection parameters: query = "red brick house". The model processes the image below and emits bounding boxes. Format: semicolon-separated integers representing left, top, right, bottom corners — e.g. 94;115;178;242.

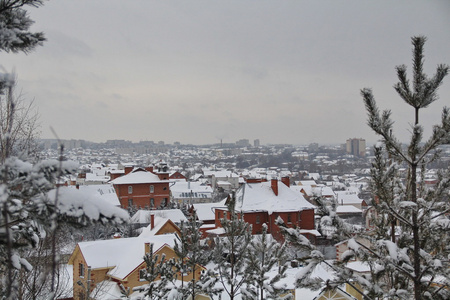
110;168;170;209
213;178;318;242
169;171;186;181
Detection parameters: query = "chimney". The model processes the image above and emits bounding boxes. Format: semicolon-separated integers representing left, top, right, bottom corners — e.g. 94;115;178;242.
271;178;278;196
150;214;155;229
281;176;290;187
124;166;133;175
145;166;154;173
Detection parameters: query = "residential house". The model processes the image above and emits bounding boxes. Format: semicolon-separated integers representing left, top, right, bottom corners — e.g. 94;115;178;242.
137;214;181;237
169;171;187;181
335;191;368;210
191;201;226;236
204;170;240;192
131;209;188;229
110;168;170;209
212;178;318;242
170;181;214;205
68;234;204;300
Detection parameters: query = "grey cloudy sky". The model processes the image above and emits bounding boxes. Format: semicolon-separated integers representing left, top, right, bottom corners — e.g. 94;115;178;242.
1;0;449;145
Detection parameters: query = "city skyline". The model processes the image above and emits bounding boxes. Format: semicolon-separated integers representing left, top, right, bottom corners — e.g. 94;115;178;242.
1;0;449;145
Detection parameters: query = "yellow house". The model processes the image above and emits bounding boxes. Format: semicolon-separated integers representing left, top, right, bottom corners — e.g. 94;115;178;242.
138;214;181;237
67;234;204;300
314;287;358;300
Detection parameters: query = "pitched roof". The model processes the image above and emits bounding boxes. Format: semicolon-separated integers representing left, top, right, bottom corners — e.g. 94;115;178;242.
110;170;166;185
138;216;176;237
192;200;226;221
336;205;362;213
131;209;188;224
335;191;363;204
229;181;316;214
75;234;176;280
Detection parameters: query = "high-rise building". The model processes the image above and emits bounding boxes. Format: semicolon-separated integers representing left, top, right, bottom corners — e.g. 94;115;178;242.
346;138;366;157
236;139;250;147
254;139;260;147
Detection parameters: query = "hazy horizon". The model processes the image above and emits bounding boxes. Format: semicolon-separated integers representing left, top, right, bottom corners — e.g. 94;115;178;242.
1;1;449;146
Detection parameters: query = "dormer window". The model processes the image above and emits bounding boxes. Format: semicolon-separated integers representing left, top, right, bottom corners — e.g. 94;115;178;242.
150;185;154;193
128;186;133;194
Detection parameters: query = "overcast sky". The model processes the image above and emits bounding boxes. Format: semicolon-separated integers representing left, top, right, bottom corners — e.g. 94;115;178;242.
1;0;449;145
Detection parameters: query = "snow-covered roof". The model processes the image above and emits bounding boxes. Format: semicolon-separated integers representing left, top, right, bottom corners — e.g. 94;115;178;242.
229;181;316;214
85;172;110;182
217;180;232;186
320;186;336;197
291;185;314;196
90;280;123;300
138;216;173;237
192;201;225;221
77;234;177;280
204;170;239;178
131;209;187;224
110;170;166;185
335;191;363;204
170;181;213;195
336;205;362;214
206;227;226;236
298;180;317;186
346;261;370;273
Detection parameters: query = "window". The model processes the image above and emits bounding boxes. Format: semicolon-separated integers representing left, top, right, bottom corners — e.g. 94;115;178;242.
139;269;146;281
162;198;168;207
256;215;260;224
79;263;85;277
128;186;133;194
163;187;167;191
128;199;133;207
150;198;154;207
150;185;154;193
287;213;292;224
223;211;227;219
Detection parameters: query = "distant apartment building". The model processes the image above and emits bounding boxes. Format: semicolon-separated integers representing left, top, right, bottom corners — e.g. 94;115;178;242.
236;139;250;147
346;138;366;157
254;139;260;147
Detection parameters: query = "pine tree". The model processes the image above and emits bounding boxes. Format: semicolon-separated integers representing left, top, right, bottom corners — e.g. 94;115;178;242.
138;243;174;300
212;192;252;300
243;223;292;300
0;0;46;54
278;36;450;300
173;210;220;300
359;36;450;299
